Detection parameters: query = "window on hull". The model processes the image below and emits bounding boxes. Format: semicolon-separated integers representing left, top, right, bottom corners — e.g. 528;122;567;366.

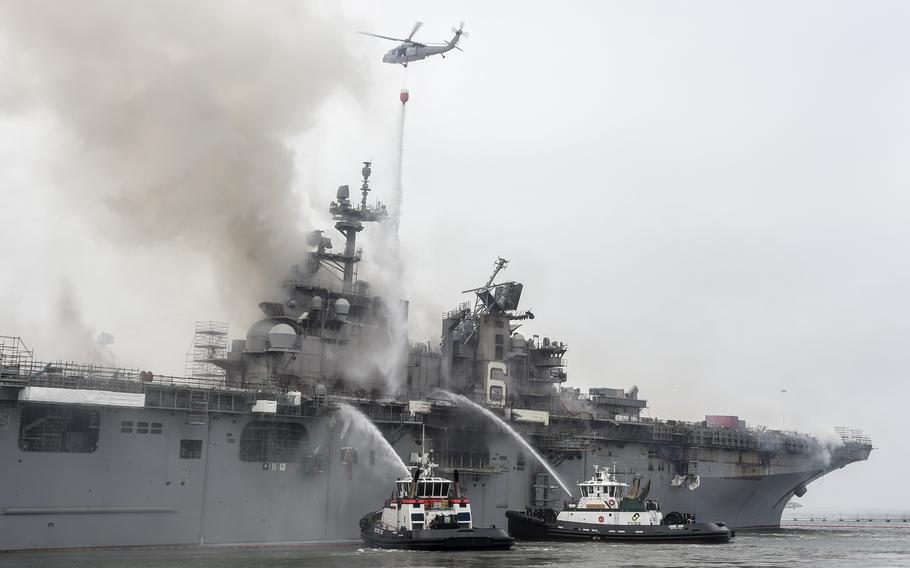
180;439;203;459
18;404;99;453
239;421;308;462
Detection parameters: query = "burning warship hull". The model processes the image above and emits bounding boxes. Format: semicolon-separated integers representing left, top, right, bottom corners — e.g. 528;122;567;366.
0;164;872;551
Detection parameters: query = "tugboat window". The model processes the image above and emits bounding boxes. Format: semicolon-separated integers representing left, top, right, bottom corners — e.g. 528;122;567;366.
18;404;99;453
239;421;308;462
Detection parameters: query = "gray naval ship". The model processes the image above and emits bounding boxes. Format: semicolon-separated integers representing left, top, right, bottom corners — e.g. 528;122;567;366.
0;163;872;551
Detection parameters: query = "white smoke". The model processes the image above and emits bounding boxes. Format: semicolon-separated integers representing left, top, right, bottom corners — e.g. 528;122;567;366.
810;429;846;468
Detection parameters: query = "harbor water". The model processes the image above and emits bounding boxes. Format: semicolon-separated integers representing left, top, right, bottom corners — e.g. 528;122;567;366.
2;525;908;568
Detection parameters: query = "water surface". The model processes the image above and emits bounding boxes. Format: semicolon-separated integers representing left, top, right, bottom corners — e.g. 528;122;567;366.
3;526;908;568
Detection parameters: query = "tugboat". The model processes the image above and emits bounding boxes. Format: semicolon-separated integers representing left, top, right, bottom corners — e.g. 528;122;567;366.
506;465;733;544
358;456;514;550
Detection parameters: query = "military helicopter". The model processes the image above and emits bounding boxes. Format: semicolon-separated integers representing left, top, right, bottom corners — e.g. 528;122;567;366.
359;22;467;67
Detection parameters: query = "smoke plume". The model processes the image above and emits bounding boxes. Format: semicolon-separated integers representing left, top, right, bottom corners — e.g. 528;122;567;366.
0;1;364;314
810;429;846;468
57;282;116;365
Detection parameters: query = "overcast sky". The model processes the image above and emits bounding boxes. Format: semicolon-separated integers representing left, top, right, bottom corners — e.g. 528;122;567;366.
1;1;907;512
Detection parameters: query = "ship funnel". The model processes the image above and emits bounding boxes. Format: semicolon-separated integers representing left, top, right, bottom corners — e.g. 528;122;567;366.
337;185;350;200
453;469;461;498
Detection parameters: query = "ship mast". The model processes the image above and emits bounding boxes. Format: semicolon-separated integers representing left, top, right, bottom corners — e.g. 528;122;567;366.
327;161;387;291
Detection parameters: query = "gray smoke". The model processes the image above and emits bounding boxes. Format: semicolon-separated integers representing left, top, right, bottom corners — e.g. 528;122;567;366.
57;283;116;365
0;1;364;318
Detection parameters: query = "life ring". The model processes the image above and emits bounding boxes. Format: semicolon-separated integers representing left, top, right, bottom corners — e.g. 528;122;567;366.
598;515;605;523
607;498;617;508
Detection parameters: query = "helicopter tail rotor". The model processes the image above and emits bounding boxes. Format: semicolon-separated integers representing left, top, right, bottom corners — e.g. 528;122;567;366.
452;22;469;38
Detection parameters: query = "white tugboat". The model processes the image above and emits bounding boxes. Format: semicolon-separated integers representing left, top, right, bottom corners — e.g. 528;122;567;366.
358;455;514;550
506;465;733;543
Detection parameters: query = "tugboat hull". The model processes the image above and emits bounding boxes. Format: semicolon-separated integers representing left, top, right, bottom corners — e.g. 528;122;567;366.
506;510;732;544
360;514;514;550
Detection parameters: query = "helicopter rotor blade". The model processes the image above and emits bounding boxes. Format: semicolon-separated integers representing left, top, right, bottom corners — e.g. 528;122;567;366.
407;21;424;41
358;31;408;42
451;22;469;38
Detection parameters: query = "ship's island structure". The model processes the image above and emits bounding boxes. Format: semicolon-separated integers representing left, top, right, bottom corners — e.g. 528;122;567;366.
0;163;872;551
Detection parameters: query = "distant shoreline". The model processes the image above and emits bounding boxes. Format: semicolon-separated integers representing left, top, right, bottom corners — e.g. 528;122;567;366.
783;515;909;528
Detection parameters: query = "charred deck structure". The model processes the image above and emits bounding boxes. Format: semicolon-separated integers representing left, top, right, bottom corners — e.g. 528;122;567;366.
0;164;872;551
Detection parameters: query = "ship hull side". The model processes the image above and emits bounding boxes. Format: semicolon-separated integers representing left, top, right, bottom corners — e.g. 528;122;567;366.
0;405;206;551
0;403;865;551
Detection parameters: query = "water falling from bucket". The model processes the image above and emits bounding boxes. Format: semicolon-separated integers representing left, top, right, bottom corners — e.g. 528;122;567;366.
437;391;574;497
337;403;410;478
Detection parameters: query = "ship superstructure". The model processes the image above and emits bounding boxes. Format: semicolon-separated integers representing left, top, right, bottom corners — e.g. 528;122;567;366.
0;163;872;551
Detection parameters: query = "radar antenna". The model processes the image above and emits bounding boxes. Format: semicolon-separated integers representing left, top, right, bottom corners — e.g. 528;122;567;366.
326;161;388;291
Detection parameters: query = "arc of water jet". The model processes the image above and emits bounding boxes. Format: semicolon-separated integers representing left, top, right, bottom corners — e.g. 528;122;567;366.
436;391;574;498
337;404;410;477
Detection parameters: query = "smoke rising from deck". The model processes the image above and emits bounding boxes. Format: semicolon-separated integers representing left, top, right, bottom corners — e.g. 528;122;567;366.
57;283;116;365
0;1;363;323
810;429;846;468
